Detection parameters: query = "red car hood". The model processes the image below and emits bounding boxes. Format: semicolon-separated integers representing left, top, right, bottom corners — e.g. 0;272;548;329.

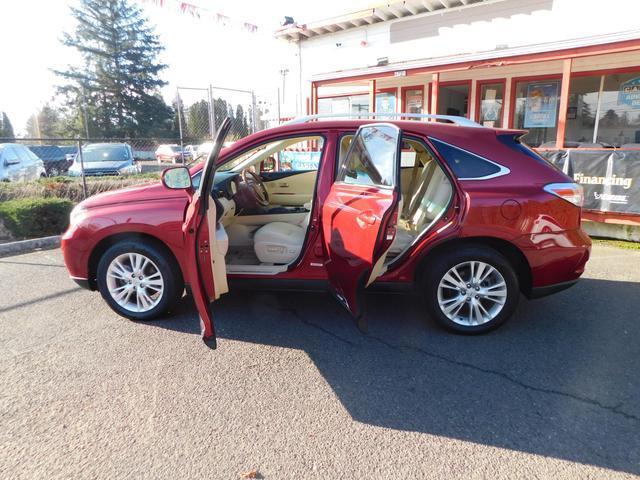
81;181;188;209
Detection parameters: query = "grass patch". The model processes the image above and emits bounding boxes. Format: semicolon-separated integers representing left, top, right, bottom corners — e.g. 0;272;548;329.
0;198;75;238
0;173;160;203
591;238;640;250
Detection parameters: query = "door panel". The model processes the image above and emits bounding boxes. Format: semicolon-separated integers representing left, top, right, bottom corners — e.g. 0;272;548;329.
263;170;317;206
182;118;232;349
322;123;402;320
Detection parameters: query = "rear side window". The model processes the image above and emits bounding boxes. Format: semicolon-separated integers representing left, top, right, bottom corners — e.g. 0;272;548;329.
496;134;563;171
430;138;506;180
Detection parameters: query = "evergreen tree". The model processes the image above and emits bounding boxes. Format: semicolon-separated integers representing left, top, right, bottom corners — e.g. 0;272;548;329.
213;98;229;132
235;105;249;138
54;0;172;138
187;100;211;140
0;112;15;139
26;104;65;138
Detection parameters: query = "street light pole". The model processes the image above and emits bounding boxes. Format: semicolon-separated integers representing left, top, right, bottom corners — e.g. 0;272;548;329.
279;68;289;117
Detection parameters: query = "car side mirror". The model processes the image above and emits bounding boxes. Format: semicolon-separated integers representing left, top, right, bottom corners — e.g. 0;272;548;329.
162;166;192;190
4;158;20;166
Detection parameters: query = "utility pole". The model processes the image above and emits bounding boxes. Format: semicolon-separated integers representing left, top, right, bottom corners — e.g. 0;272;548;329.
208;85;216;138
176;89;184;158
81;91;90;138
279;68;289;117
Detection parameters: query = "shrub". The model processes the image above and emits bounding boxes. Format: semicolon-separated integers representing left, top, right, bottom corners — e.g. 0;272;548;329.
0;198;75;238
0;173;160;203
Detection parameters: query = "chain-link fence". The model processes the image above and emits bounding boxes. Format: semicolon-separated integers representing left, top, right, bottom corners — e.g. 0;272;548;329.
175;85;283;144
1;85;284;201
0;137;200;201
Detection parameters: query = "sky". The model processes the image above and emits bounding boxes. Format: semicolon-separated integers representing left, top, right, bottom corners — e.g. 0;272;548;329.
0;0;374;135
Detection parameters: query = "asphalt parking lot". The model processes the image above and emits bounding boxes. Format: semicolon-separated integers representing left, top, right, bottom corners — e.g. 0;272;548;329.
1;243;639;479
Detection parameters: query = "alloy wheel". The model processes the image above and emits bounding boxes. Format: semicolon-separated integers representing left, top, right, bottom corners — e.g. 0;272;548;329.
106;253;164;313
436;261;507;326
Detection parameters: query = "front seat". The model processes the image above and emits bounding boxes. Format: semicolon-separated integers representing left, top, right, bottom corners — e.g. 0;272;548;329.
253;208;311;264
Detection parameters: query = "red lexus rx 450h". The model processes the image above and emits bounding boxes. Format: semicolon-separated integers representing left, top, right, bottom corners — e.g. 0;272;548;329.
62;116;591;348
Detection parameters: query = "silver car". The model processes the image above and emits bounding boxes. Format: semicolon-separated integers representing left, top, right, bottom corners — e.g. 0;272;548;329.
0;143;46;182
68;143;141;176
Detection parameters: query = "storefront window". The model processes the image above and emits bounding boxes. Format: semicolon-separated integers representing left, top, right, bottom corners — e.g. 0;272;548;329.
437;83;469;118
478;82;504;128
318;94;370;115
513;79;560;147
375;91;396;113
565;75;600;145
563;71;640;147
403;87;424;119
350;94;369;114
597;72;640;146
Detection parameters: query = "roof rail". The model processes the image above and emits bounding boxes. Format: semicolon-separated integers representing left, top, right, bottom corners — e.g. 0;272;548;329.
284;113;484;128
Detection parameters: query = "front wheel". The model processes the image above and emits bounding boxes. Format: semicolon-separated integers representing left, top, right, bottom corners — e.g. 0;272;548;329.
96;240;182;321
422;246;519;334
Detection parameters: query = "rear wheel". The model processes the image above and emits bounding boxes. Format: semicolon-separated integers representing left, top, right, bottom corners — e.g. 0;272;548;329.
422;246;519;334
96;240;182;321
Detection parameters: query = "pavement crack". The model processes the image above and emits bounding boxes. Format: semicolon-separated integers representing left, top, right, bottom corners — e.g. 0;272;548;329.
276;305;639;423
277;307;356;347
365;333;640;423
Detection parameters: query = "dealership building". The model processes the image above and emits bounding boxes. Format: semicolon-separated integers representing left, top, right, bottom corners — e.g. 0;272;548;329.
277;0;640;236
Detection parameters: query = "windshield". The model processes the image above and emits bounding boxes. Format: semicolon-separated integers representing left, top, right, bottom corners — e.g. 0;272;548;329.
169;146;182;152
82;145;130;162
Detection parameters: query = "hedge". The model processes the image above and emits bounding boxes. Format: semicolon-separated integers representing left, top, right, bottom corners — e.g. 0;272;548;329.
0;198;75;239
0;174;160;203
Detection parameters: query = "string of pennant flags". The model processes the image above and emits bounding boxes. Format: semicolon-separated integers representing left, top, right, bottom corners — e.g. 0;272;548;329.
140;0;259;33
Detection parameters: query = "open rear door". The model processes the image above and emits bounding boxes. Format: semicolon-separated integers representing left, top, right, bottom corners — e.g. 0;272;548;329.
182;118;232;349
321;123;402;327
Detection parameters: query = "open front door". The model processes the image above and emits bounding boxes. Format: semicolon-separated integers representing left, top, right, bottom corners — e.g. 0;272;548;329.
321;123;402;326
182;118;232;349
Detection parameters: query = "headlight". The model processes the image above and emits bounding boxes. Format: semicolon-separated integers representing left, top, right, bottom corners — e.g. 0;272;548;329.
69;203;87;225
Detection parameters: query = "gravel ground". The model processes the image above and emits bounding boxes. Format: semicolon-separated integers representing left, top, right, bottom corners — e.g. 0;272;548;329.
0;243;639;479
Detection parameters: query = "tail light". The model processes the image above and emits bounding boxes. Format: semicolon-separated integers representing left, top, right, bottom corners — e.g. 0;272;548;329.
543;182;584;207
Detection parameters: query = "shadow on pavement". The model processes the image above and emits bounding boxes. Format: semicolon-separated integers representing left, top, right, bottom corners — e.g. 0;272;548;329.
148;277;640;474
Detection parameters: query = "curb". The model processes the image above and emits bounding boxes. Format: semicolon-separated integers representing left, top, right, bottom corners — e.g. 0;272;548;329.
0;235;62;258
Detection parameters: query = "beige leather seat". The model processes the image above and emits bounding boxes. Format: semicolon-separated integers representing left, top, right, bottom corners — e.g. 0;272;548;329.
253;208;311;264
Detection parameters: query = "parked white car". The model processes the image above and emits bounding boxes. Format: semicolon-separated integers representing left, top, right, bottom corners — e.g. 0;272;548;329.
196;141;234;162
184;144;199;162
0;143;46;182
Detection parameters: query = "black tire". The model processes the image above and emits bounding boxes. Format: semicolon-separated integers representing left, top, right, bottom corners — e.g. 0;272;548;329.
421;245;519;334
96;240;182;321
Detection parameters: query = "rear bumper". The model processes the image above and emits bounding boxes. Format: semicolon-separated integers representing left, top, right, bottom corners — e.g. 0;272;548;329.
515;227;591;293
527;279;579;299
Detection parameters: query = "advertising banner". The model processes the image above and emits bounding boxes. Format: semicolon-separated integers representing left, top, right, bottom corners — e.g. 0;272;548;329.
524;81;559;128
618;76;640;109
279;150;321;171
538;149;640;214
376;93;396;114
405;89;423;114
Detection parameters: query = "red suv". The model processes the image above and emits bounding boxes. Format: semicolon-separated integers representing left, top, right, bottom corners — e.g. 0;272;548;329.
62;116;591;348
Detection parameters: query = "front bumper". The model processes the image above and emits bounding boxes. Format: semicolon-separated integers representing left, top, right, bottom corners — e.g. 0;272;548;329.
71;277;91;290
61;224;94;289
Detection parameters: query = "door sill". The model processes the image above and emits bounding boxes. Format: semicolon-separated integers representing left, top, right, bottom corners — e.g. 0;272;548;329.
226;263;289;275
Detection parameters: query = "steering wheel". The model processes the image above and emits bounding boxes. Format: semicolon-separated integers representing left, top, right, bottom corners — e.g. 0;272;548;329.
241;169;269;207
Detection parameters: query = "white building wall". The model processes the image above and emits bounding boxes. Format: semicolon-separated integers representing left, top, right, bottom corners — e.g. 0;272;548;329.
279;0;640;114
